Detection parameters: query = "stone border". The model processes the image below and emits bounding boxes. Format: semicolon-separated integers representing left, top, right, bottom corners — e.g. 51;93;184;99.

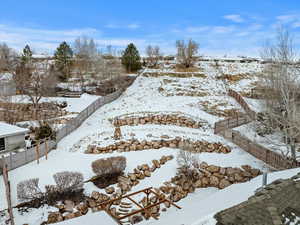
86;138;231;154
112;114;204;129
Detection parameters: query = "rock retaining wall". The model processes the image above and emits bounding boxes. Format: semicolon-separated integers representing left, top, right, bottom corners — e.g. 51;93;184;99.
86;138;231;154
112;114;203;129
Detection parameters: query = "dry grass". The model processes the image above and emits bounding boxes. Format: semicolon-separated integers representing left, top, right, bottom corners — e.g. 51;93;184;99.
143;72;207;79
200;101;242;118
175;66;200;72
91;156;126;176
216;73;250;83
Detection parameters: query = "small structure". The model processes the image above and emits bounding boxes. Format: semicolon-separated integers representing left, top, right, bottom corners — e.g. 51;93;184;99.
0;73;16;96
214;173;300;225
0;122;29;153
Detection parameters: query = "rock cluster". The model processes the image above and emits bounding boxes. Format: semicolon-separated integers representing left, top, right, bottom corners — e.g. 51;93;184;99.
46;155;174;224
158;163;262;203
113;114;203;129
86;137;231;154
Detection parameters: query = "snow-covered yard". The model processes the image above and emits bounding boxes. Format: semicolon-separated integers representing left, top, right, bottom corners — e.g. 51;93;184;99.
1;61;295;225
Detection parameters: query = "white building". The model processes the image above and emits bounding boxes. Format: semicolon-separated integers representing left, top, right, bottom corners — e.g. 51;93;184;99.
0;122;29;153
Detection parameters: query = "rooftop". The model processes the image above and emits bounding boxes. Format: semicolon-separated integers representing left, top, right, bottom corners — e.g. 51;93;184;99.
0;122;29;138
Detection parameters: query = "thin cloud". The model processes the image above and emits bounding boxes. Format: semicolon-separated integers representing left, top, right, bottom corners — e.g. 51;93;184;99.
276;14;298;23
105;23;140;29
223;14;244;23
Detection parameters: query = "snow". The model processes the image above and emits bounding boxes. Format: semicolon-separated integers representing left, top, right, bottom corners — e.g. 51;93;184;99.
0;122;28;138
1;60;297;225
9;94;100;113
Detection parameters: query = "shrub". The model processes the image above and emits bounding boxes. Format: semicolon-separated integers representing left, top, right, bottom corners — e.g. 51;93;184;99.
35;123;56;140
91;156;126;176
17;178;42;201
53;171;84;192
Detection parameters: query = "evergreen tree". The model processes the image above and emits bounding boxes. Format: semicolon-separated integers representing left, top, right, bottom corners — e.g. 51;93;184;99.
21;44;32;65
54;41;73;81
121;43;141;72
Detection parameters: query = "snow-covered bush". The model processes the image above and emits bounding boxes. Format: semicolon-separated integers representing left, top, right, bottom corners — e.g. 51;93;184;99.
53;171;84;192
91;156;126;176
17;178;43;201
177;150;200;169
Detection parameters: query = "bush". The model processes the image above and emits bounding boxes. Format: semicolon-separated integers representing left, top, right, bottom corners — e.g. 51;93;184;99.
17;178;43;201
91;156;126;176
53;171;84;192
35;123;56;140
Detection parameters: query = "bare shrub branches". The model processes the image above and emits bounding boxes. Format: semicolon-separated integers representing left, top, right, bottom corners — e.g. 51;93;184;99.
53;171;84;192
145;45;161;68
17;178;42;201
260;27;300;160
176;39;199;68
91;156;126;176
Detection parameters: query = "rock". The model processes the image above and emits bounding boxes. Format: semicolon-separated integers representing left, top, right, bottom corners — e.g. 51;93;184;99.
209;176;219;187
194;179;202;188
250;168;261;177
87;198;96;208
47;212;63;224
64;211;81;220
234;173;244;182
163;201;171;208
201;177;209;187
105;187;115;194
206;165;220;173
64;200;75;213
91;191;100;200
130;215;143;224
199;162;208;169
152;160;161;168
161;135;170;139
76;203;88;215
241;165;252;172
219;179;231;189
128;173;137;181
141;164;150;171
144;170;151;177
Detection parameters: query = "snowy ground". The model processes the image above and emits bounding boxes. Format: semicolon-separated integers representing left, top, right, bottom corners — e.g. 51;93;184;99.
1;61;292;225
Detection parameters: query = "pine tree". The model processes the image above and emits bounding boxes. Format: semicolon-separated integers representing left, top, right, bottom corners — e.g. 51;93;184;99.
121;43;141;72
21;45;32;65
54;41;73;81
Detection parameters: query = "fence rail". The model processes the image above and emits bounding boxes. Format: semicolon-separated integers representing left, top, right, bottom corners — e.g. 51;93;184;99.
0;88;124;172
214;89;299;170
218;129;300;169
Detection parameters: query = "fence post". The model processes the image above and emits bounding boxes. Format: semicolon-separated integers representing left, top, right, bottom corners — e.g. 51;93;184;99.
45;139;48;160
9;152;12;170
36;142;40;164
2;158;15;225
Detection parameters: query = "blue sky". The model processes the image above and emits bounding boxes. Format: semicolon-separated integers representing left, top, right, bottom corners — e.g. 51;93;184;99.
0;0;300;56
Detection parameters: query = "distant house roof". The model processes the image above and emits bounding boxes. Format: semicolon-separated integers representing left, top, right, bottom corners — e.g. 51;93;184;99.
214;173;300;225
0;122;29;138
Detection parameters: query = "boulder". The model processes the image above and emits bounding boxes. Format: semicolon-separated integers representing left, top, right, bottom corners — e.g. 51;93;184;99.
144;170;151;177
219;179;231;189
209;176;219;187
105;187;115;194
47;212;63;224
130;215;143;224
206;165;220;173
76;203;88;215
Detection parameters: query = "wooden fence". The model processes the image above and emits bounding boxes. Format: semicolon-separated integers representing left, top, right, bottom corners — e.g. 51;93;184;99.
228;89;256;120
214;114;252;134
214;89;300;170
218;129;300;169
0;88;124;172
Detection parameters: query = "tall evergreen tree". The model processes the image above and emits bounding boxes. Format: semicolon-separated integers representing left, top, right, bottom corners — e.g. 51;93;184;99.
121;43;141;72
54;41;73;81
21;44;32;65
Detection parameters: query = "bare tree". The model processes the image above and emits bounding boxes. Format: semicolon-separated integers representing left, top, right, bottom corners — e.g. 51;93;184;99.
176;39;199;68
145;45;161;68
14;60;58;119
53;171;84;192
260;27;300;161
17;178;43;201
0;43;18;72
